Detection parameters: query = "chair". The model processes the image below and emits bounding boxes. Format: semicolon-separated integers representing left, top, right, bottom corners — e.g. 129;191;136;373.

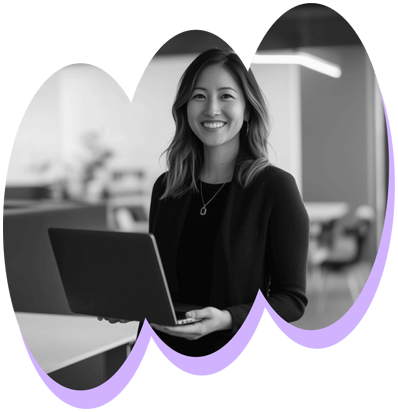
318;218;339;248
318;205;375;306
306;217;340;293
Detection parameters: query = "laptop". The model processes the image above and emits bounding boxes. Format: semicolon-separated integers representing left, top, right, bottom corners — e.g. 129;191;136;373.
48;228;201;326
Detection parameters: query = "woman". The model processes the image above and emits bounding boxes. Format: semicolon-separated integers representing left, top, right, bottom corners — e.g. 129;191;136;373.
149;48;309;357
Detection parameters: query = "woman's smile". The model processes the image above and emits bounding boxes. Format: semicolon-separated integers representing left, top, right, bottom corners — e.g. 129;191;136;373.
201;121;227;130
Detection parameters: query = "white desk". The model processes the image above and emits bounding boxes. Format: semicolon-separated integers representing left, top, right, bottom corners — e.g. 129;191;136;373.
16;312;138;374
305;202;350;224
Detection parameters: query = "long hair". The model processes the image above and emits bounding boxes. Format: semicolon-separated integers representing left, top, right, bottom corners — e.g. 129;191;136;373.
161;48;270;199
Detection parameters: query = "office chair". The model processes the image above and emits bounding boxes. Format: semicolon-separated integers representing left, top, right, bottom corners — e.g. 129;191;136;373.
307;217;340;294
318;205;375;307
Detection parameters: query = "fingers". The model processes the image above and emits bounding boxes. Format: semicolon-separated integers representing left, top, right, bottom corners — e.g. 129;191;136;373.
180;307;229;335
151;321;205;340
151;323;192;333
186;307;214;320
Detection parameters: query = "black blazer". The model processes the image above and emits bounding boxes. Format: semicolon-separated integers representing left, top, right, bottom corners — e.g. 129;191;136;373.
149;165;309;355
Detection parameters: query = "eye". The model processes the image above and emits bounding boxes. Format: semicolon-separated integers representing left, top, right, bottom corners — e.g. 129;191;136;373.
221;93;234;100
191;93;206;100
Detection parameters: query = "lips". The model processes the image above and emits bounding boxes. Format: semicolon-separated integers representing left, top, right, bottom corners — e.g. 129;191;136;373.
201;121;226;129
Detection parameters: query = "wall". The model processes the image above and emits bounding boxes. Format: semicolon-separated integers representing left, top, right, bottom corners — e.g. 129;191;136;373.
301;45;368;206
251;63;302;190
300;45;384;258
126;54;194;182
7;72;62;184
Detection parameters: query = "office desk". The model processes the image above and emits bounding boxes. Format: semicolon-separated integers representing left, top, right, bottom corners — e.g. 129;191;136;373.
16;312;138;389
4;202;108;314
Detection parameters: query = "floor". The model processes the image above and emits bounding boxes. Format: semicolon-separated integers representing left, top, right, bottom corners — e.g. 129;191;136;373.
291;262;372;330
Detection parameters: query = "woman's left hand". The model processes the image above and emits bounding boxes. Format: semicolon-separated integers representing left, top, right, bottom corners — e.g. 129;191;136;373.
151;307;232;340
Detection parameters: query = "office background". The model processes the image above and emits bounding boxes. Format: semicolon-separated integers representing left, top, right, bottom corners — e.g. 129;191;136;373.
6;5;387;327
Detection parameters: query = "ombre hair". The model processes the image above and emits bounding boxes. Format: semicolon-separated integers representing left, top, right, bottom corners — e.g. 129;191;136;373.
161;48;270;199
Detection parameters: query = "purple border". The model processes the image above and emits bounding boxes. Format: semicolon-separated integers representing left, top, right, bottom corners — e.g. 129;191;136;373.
22;99;393;407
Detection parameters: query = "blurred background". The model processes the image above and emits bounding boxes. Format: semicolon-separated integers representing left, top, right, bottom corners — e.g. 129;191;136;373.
4;4;387;333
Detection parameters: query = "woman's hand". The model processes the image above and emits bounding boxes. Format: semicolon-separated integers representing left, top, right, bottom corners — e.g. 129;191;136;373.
97;317;129;324
151;307;232;340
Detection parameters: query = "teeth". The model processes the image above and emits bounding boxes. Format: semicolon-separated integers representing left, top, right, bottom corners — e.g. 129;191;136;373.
203;122;225;129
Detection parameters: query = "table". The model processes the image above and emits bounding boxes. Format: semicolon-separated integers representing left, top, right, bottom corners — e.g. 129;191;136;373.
305;202;350;246
304;202;350;224
304;202;350;271
16;312;138;389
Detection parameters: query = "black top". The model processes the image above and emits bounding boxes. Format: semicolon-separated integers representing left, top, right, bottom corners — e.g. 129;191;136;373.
149;166;309;357
176;181;231;306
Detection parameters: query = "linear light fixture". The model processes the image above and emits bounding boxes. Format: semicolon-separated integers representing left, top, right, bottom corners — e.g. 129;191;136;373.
252;52;342;78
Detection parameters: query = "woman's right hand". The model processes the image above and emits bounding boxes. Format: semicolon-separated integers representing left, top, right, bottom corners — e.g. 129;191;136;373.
97;317;129;324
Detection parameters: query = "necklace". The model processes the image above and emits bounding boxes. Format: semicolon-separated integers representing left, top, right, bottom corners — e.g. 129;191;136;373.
199;180;226;216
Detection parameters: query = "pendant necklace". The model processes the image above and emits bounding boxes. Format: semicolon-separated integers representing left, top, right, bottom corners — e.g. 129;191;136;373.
199;180;226;216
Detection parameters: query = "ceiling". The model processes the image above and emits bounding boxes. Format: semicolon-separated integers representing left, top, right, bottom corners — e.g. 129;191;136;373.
156;4;362;55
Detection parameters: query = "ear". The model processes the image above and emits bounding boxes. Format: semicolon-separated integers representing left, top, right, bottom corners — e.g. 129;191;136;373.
244;109;250;123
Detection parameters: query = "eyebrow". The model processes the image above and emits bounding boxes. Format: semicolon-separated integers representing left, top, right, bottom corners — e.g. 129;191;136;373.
192;87;238;93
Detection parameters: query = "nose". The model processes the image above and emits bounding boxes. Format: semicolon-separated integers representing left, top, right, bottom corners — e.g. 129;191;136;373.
204;97;221;117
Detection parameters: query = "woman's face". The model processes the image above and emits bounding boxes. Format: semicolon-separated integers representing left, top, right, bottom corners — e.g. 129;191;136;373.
187;64;247;153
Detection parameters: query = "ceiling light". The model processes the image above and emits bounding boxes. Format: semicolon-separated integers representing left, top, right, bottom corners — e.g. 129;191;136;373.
252;52;342;78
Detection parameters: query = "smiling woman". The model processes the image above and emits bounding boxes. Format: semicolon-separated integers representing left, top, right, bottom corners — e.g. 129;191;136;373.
140;49;310;357
98;49;309;356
